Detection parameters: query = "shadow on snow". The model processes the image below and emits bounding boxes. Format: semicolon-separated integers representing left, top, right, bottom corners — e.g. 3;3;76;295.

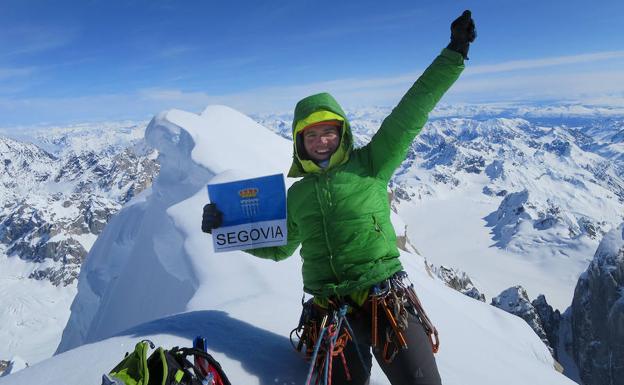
118;310;308;385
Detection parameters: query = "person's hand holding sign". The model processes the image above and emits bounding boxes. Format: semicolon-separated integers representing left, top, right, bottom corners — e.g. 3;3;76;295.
201;203;223;234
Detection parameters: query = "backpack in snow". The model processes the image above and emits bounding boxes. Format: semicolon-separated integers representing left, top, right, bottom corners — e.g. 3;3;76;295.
101;340;231;385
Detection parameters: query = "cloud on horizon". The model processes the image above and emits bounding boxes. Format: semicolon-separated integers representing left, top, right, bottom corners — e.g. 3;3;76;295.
466;51;624;75
2;50;623;126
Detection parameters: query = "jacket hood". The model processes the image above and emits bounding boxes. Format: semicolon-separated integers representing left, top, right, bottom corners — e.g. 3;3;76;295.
287;92;353;177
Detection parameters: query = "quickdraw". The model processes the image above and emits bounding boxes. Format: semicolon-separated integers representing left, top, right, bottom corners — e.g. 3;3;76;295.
395;271;440;354
291;297;321;360
371;271;439;363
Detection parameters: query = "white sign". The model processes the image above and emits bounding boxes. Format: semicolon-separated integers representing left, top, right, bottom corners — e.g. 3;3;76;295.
207;174;286;252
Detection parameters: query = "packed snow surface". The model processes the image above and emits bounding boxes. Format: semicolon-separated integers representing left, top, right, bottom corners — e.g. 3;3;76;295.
0;105;575;384
0;255;76;364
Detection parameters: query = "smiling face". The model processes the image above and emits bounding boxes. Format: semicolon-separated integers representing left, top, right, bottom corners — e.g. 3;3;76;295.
302;124;341;162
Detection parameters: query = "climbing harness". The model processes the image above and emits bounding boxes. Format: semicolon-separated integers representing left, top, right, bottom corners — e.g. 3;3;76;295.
290;271;439;383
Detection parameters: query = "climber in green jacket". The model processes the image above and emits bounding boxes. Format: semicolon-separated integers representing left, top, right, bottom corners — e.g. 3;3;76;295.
203;10;476;385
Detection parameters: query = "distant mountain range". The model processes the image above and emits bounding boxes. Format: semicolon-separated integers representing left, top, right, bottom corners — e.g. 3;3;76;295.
1;123;158;286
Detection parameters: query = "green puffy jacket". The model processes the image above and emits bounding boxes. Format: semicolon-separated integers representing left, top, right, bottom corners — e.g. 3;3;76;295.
248;48;464;299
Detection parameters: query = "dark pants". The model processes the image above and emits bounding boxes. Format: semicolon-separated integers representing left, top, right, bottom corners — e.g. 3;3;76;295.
332;306;442;385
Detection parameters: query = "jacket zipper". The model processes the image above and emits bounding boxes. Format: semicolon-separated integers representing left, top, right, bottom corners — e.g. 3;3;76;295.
373;214;389;245
314;176;339;280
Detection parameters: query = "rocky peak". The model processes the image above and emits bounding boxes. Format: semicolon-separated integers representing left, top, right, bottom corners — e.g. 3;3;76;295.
429;264;486;302
0;360;8;376
570;223;624;385
0;357;28;377
491;286;553;355
531;294;561;359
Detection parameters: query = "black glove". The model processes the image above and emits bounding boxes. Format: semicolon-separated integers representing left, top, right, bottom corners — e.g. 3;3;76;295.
202;203;223;234
447;10;476;60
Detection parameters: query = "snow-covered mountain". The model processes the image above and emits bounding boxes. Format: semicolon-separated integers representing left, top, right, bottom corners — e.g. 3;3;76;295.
1;105;574;385
1;122;158;285
427;264;486;302
0;122;159;364
491;286;555;356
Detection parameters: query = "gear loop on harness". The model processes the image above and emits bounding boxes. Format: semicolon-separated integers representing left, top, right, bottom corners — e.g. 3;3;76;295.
370;271;440;358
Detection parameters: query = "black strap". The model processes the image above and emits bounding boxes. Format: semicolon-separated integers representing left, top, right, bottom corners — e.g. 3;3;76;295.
170;347;232;385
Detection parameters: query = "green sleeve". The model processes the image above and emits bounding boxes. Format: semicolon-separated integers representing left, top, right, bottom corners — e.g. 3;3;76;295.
244;205;301;261
364;48;465;181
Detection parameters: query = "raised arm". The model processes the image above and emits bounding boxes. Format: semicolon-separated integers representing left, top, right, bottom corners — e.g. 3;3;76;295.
364;11;475;181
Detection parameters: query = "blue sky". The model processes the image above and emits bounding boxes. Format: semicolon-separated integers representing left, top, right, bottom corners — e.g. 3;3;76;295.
1;0;623;126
